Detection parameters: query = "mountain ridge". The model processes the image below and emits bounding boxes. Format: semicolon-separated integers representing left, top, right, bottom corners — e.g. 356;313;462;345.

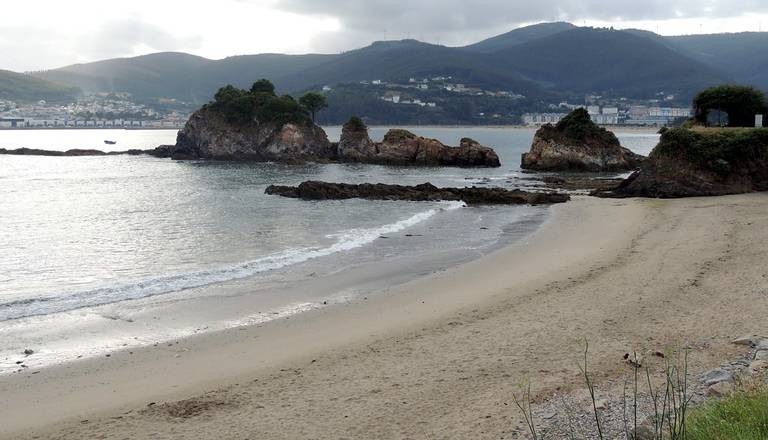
7;23;767;107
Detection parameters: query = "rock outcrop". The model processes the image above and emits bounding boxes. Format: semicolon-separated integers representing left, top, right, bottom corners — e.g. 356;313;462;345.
160;111;501;167
521;108;644;172
338;123;500;167
265;181;569;205
337;117;378;162
597;127;768;198
163;108;336;161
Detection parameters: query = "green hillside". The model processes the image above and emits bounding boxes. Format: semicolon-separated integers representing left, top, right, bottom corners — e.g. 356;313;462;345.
33;52;335;104
495;27;728;99
276;39;547;97
0;70;80;103
667;32;768;90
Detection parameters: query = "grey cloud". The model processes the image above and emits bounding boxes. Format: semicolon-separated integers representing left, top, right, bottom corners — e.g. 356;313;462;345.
0;19;202;71
277;0;768;27
274;0;768;48
0;26;81;72
84;19;203;59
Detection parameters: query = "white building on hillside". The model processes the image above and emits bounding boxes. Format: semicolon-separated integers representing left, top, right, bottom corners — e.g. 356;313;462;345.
522;113;567;125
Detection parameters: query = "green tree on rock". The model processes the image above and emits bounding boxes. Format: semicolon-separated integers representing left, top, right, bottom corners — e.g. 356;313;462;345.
344;115;367;131
554;108;603;140
251;79;276;96
214;85;247;104
209;80;309;125
299;92;329;123
693;85;768;127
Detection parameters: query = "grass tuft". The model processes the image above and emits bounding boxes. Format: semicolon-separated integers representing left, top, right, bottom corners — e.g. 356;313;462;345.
687;385;768;440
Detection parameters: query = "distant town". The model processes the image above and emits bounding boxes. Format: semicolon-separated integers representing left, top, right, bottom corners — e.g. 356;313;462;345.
522;102;692;127
1;77;693;129
0;94;189;129
326;76;693;126
358;75;525;108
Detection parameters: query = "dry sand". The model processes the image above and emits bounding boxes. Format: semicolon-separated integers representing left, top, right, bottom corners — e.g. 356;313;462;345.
2;193;767;439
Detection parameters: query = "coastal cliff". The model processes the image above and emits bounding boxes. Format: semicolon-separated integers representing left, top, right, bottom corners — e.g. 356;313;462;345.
521;108;644;171
337;118;500;167
599;127;768;198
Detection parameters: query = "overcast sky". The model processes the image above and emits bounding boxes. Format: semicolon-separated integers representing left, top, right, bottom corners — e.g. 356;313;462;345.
3;0;768;72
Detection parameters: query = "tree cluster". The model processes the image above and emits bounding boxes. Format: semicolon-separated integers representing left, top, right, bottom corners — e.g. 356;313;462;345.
693;85;768;128
343;116;367;132
553;108;605;140
208;79;327;125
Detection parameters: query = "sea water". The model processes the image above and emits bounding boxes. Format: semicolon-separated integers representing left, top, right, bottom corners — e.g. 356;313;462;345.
0;127;659;372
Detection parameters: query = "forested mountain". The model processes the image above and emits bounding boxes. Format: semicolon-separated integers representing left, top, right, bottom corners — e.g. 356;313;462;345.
33;52;334;104
493;27;729;98
11;23;767;110
276;39;548;97
666;32;768;89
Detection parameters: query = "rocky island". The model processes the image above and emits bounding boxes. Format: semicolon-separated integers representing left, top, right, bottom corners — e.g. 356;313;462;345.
521;108;644;172
155;81;500;167
598;127;768;198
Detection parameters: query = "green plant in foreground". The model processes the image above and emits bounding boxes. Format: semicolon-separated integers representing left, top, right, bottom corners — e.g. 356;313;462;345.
513;380;540;440
686;385;768;440
514;343;698;440
513;342;768;439
578;340;605;439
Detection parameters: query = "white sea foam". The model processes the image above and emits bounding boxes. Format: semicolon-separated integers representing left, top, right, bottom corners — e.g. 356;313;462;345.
0;201;465;321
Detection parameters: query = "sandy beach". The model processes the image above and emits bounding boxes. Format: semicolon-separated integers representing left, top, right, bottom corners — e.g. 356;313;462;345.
2;193;767;439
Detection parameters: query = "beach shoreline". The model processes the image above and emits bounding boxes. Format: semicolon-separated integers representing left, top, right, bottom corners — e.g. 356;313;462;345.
0;201;546;375
3;193;767;439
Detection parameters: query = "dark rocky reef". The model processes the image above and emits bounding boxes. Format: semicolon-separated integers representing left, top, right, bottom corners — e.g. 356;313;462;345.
537;175;625;192
521;108;644;172
0;148;147;157
337;119;500;167
597;127;768;198
265;181;569;205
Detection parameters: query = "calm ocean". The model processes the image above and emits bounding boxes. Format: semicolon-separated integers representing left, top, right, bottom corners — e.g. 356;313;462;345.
0;127;659;372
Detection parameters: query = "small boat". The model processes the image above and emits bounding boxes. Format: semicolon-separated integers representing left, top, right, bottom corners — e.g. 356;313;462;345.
104;140;117;145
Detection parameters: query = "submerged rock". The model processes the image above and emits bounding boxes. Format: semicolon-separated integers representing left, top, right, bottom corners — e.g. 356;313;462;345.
537;175;625;192
598;127;768;198
265;181;569;205
521;109;644;172
0;148;109;156
338;119;500;167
